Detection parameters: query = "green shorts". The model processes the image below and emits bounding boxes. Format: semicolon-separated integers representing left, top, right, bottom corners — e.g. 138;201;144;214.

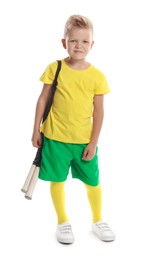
39;137;100;186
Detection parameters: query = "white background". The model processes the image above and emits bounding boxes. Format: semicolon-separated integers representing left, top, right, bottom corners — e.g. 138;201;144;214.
0;0;144;259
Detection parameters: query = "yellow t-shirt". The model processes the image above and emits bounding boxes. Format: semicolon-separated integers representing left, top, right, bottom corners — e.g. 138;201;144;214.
40;59;110;144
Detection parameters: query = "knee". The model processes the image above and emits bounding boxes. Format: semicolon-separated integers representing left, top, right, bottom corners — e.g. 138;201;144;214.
85;183;101;192
50;181;65;188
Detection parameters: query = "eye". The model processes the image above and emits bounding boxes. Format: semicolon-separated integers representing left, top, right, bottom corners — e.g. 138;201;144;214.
83;40;89;44
69;40;77;43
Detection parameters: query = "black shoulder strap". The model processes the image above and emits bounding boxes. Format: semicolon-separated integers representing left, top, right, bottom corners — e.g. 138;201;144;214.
52;60;61;89
33;60;61;167
42;60;61;122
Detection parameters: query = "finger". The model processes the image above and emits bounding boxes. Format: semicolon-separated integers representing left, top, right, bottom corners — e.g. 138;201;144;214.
82;149;88;160
83;151;94;161
32;141;41;148
84;155;91;161
83;154;90;161
37;140;42;147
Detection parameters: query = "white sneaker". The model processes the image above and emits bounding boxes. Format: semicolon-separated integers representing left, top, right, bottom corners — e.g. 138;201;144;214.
56;222;74;244
92;220;115;242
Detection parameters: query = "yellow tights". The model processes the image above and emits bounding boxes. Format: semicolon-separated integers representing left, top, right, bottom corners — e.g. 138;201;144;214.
85;184;102;223
50;182;102;224
50;182;69;224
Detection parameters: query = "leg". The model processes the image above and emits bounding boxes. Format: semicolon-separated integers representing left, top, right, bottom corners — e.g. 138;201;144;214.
50;181;69;224
85;183;115;242
85;184;102;223
50;181;74;244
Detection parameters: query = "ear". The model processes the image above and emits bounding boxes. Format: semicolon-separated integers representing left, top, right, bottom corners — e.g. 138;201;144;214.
90;41;94;49
61;39;67;49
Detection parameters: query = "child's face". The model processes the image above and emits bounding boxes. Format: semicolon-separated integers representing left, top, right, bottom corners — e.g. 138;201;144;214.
62;28;94;60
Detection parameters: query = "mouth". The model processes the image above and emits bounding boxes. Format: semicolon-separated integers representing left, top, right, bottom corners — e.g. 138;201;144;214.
74;50;83;53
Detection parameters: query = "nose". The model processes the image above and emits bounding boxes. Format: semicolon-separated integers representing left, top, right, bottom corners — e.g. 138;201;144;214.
75;41;82;48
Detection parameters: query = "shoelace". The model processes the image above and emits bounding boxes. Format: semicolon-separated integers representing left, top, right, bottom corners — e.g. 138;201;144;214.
59;224;72;234
96;222;110;230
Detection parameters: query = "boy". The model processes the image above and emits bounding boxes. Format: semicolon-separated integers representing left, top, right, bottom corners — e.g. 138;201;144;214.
32;14;115;244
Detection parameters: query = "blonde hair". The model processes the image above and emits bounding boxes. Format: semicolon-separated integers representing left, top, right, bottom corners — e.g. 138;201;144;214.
63;15;93;38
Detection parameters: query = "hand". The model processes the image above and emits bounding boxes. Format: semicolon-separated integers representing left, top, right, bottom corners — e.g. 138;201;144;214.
31;130;42;148
82;143;97;161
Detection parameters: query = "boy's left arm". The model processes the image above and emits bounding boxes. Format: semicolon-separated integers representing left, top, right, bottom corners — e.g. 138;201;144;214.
82;95;104;161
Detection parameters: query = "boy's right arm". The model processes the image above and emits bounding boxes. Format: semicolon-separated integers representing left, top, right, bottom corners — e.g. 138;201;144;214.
31;83;52;148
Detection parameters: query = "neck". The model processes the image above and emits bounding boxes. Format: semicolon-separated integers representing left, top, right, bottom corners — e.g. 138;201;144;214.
64;57;90;70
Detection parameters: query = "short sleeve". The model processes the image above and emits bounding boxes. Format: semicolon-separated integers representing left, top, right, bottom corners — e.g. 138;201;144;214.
39;62;57;84
94;71;110;95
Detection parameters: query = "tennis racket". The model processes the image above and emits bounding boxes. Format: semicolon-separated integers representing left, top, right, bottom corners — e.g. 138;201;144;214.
21;60;61;199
